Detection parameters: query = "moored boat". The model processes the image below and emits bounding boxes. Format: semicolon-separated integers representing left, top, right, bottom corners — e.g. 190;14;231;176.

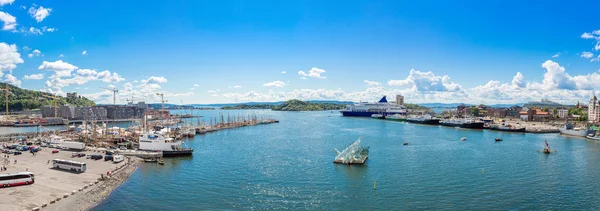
371;114;385;119
340;95;407;117
489;124;526;132
559;121;596;137
440;118;484;129
139;132;193;157
407;114;440;125
386;114;407;122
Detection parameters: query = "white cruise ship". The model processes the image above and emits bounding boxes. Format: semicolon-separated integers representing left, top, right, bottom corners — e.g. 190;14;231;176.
340;96;407;117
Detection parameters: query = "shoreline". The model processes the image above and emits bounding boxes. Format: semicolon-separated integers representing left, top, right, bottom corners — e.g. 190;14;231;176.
45;158;140;211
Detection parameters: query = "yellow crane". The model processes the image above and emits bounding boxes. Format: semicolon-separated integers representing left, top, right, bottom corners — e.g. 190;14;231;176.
156;92;167;112
42;94;58;118
101;87;119;105
0;84;13;121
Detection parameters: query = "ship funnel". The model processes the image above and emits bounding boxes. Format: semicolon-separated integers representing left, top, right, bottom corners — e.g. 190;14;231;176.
378;96;388;103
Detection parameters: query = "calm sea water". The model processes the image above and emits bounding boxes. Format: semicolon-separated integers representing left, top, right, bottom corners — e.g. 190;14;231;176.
91;110;600;210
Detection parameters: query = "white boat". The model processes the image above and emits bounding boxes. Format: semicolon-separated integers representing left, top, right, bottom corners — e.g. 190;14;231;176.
559;121;596;137
461;137;467;141
138;132;193;156
340;95;407;117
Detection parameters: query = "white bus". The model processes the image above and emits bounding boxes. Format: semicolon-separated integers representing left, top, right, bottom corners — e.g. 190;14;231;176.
0;172;35;188
52;159;87;172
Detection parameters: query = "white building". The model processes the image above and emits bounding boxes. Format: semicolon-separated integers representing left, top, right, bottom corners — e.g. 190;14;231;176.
590;96;600;123
557;109;569;119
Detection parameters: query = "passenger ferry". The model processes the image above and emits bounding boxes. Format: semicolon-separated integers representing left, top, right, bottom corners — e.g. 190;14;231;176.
340;96;407;117
0;172;34;188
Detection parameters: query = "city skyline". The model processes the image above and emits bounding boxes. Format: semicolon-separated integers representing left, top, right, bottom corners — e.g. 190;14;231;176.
1;0;600;104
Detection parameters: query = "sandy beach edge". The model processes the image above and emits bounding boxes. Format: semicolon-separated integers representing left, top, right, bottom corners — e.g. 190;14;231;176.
44;158;141;211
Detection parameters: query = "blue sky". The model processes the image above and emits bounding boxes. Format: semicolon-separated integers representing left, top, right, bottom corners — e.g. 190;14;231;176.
1;0;600;104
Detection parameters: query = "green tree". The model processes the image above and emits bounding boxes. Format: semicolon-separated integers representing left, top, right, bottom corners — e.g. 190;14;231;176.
543;107;549;112
470;107;479;116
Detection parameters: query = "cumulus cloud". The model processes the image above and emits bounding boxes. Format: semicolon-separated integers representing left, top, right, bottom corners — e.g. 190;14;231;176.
540;60;577;90
193;84;199;87
281;71;286;74
28;49;42;58
582;52;594;59
28;6;52;22
387;69;461;92
96;70;125;83
231;85;242;88
23;73;44;80
58;54;64;58
511;72;525;88
28;27;42;35
0;43;24;71
298;67;327;79
364;80;381;86
0;11;16;30
38;60;78;78
141;76;167;84
82;50;87;55
207;89;220;93
0;0;15;6
263;80;286;87
4;74;21;87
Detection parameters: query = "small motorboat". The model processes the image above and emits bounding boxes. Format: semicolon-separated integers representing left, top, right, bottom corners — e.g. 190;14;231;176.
158;158;164;165
495;138;503;142
403;142;408;145
460;137;467;141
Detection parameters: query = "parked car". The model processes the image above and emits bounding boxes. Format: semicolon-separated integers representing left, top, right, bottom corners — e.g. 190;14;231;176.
77;153;86;157
90;155;103;160
105;150;114;155
40;143;48;147
52;149;59;154
104;155;113;161
13;151;22;155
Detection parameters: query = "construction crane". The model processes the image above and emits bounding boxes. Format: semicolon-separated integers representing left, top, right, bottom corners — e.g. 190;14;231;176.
101;87;119;105
0;84;13;121
156;92;167;112
42;94;58;118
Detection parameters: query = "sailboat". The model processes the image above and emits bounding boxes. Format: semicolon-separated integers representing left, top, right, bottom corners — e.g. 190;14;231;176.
543;140;552;154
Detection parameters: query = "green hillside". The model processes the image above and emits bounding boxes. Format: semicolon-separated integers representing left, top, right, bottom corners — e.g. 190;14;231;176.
0;83;96;111
272;99;346;111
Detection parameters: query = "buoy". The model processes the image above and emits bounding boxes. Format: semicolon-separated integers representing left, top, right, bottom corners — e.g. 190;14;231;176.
374;180;377;190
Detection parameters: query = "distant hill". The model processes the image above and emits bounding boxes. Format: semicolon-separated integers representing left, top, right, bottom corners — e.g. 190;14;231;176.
0;83;96;111
272;100;347;111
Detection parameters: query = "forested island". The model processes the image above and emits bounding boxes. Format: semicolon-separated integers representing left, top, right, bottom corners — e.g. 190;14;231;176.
0;83;96;111
220;99;348;111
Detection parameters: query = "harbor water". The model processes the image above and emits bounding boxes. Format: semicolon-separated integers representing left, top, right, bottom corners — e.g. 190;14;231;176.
92;110;600;210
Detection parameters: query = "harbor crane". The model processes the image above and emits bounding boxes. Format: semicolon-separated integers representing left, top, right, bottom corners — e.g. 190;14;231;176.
101;87;119;105
0;84;14;121
156;92;167;112
42;94;58;118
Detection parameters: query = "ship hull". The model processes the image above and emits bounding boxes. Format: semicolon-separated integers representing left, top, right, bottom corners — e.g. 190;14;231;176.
386;118;407;122
340;111;405;117
441;122;485;129
407;119;440;125
559;128;595;137
162;149;194;157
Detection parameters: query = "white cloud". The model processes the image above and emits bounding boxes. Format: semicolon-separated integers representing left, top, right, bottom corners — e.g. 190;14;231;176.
58;54;64;58
298;67;327;79
363;80;381;86
511;72;525;88
4;74;20;87
28;49;41;58
232;85;242;88
540;60;577;90
141;76;167;84
263;80;286;87
28;27;42;35
207;89;220;93
189;88;195;91
211;94;218;97
281;71;286;74
193;84;199;87
97;70;125;83
552;53;560;58
28;6;52;22
0;0;15;6
22;46;31;51
0;43;24;71
0;11;17;31
82;50;87;55
582;52;594;59
23;73;44;80
133;80;138;83
581;32;595;39
42;26;56;32
300;77;307;80
387;69;461;92
38;60;78;78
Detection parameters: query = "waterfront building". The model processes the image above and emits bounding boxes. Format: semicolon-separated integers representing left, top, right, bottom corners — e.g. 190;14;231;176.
558;109;569;119
505;106;522;118
589;95;600;123
396;95;404;105
519;111;528;121
41;106;56;118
